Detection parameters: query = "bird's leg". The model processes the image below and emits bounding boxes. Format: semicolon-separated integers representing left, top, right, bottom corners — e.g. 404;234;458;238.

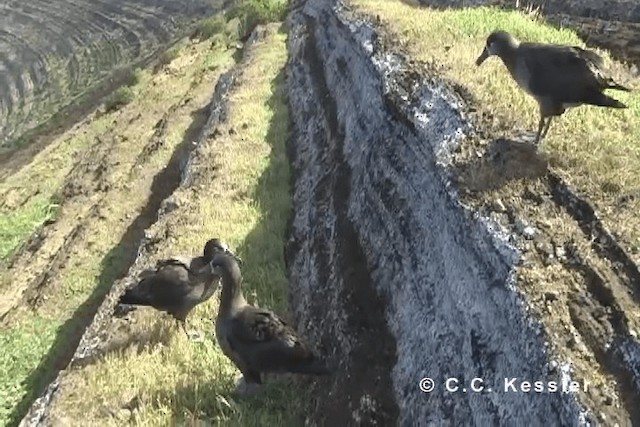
234;372;262;396
175;317;204;342
174;318;189;337
534;115;546;145
541;116;553;140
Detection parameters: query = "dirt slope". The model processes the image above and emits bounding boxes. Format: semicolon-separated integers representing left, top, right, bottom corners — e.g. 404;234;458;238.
0;35;236;426
286;0;640;424
17;23;303;426
0;0;220;149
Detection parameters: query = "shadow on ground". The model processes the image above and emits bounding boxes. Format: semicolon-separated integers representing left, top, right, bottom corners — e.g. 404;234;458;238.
148;59;312;422
5;105;211;426
456;137;549;192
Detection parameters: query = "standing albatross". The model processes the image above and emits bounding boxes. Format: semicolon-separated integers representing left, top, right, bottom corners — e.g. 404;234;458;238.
210;252;331;394
116;238;242;339
476;30;630;145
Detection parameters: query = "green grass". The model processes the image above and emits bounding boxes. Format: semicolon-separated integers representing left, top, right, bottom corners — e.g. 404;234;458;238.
0;317;60;423
351;0;640;243
0;38;236;426
44;24;304;425
193;15;227;39
104;86;135;113
0;197;59;261
194;0;288;44
227;0;289;38
159;46;182;67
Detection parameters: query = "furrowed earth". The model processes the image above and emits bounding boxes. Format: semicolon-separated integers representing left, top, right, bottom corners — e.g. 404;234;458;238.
1;0;640;425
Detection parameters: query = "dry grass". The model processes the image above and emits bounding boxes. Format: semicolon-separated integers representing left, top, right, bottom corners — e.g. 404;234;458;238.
44;24;303;426
351;0;640;252
347;1;640;421
0;37;236;425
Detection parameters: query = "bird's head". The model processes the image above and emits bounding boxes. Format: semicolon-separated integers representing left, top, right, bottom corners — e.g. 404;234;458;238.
207;251;242;281
203;238;243;265
476;30;519;66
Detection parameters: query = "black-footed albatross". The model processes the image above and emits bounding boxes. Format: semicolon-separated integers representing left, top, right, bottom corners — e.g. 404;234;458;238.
116;238;242;340
210;252;331;394
476;30;630;145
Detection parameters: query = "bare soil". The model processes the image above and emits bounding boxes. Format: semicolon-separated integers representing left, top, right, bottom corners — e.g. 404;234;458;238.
0;0;219;152
348;1;640;423
0;38;236;425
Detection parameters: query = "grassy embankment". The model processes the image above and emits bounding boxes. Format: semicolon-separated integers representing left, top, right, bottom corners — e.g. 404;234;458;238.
0;0;301;424
46;23;303;426
351;0;640;250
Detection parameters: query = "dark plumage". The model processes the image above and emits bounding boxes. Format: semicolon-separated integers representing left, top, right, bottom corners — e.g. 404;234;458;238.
476;30;631;145
211;252;331;391
117;238;242;337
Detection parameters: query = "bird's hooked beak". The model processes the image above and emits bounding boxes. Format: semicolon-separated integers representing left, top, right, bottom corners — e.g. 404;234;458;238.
476;46;490;66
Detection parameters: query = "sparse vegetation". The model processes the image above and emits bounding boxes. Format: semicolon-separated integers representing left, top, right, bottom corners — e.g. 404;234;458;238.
351;0;640;253
227;0;289;38
103;86;135;112
193;15;227;40
39;24;300;426
0;197;59;261
0;35;236;426
159;46;182;67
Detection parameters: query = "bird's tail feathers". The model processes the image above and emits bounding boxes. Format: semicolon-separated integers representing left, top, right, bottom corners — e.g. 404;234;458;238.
589;92;628;109
606;79;631;92
118;279;150;306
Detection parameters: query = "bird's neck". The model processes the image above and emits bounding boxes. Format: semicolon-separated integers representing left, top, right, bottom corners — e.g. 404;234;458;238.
498;44;519;73
219;272;246;311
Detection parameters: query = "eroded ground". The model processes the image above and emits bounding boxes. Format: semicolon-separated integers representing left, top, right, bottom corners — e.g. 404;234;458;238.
0;34;236;425
0;0;219;149
6;23;308;426
3;0;640;425
350;0;640;424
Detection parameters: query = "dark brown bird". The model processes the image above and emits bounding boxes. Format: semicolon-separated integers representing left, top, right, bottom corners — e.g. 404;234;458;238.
117;238;242;339
211;252;331;393
476;30;630;145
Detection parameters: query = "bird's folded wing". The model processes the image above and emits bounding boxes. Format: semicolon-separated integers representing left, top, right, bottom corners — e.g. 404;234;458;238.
231;309;291;344
523;44;600;98
155;256;193;271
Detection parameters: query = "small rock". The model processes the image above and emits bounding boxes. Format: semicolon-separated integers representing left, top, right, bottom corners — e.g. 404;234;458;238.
491;199;506;213
536;219;552;230
522;226;537;240
160;196;180;215
544;291;558;302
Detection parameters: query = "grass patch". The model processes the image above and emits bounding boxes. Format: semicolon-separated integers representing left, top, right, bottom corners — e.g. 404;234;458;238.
0;38;236;426
227;0;289;38
350;0;640;241
193;15;227;39
190;0;288;47
159;45;182;67
103;86;135;113
45;24;302;425
0;197;59;261
0;317;60;424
